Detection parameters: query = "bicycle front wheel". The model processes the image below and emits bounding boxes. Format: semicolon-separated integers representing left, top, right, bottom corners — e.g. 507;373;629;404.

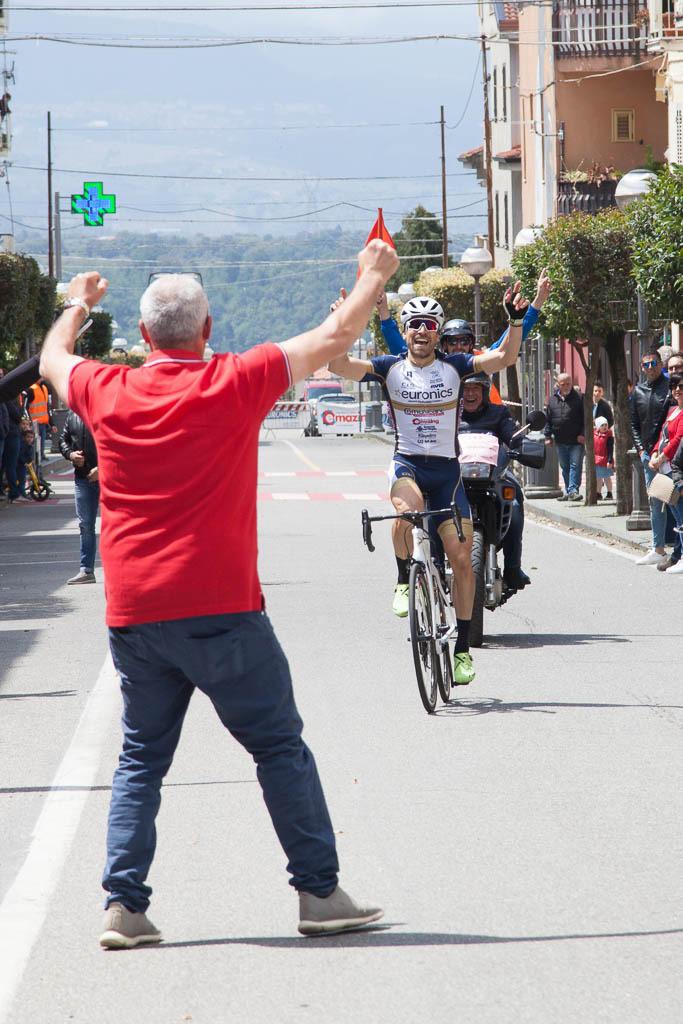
408;561;438;713
435;580;453;702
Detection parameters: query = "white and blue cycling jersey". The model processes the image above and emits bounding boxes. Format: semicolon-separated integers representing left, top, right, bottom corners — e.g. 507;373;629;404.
362;351;474;459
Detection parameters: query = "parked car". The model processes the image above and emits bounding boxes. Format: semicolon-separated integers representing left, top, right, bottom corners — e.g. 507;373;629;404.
304;392;358;437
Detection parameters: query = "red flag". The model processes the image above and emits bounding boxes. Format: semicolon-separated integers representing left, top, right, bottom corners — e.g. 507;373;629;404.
357;207;395;279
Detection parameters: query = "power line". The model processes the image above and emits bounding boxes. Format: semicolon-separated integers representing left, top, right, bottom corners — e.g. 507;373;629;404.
24;250;452;268
53;119;442;132
8;0;555;10
13;163;473;182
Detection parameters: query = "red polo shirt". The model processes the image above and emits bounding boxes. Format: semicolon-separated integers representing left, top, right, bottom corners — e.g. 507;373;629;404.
68;343;290;627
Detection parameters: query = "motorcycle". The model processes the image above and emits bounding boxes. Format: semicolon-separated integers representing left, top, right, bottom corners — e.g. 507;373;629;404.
459;411;546;647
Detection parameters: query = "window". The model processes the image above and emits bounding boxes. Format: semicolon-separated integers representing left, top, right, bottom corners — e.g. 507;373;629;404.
502;65;507;122
611;108;635;142
492;67;498;121
503;193;509;248
495;192;500;246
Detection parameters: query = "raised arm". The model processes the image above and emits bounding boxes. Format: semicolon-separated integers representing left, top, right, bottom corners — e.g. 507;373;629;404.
280;241;399;384
40;272;109;404
489;268;549;352
473;283;528;375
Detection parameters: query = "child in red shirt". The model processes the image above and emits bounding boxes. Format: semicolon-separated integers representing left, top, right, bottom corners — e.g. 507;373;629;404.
594;415;614;500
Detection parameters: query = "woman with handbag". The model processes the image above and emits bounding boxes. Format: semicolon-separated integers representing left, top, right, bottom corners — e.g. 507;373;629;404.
649;374;683;574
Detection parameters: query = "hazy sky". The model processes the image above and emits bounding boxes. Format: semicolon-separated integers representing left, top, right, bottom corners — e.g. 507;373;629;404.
3;1;487;261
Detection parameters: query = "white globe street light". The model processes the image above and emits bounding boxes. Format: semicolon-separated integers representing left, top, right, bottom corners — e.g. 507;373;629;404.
460;238;493;344
514;225;543;249
614;168;657;348
614;168;656;210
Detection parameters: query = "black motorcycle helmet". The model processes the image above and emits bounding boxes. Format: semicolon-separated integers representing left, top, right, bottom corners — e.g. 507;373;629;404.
462;371;493;398
441;318;476;351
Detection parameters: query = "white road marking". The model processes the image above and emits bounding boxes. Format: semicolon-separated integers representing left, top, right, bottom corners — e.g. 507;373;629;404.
0;654;120;1023
325;471;357;477
342;493;385;501
271;492;310;501
530;519;641;563
282;439;322;473
262;471;296;477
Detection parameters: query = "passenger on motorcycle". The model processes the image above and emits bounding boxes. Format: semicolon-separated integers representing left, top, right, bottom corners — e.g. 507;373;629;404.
459;373;530;592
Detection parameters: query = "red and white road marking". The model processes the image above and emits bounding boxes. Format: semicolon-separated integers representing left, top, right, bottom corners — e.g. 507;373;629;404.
259;469;384;478
259;492;388;502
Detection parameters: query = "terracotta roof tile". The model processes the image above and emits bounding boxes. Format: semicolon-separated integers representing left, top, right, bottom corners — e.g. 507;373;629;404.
494;144;521;161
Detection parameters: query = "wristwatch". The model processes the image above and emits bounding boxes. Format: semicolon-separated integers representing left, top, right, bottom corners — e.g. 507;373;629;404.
64;297;90;320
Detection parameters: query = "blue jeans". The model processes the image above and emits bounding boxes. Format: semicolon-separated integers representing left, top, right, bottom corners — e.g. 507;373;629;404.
641;452;668;551
556;443;584;495
104;612;338;912
38;422;49;462
74;476;100;571
1;432;21;499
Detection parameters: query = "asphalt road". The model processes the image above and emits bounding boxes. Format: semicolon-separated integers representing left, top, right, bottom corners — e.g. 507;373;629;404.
0;434;681;1024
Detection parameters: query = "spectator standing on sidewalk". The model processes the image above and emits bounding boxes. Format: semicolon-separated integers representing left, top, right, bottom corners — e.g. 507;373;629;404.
669;434;683;575
592;382;614;428
631;349;673;566
593;416;614;501
60;410;100;585
648;374;683;573
544;373;585;502
1;397;24;503
0;379;8;506
39;244;398;949
26;378;55;464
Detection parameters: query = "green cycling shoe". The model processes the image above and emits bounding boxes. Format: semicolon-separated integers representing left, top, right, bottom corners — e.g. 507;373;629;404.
452;651;476;686
392;583;409;618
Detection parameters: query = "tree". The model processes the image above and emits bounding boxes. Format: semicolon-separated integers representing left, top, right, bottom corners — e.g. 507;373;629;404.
386;206;445;291
0;255;56;366
80;310;113;360
512;211;634;510
627;164;683;324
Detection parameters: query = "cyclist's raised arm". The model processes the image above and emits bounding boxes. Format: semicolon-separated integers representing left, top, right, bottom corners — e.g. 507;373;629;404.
280;241;399;384
472;283;528;375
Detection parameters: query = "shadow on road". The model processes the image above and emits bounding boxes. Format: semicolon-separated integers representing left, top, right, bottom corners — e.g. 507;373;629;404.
483;633;631;649
152;925;683;951
434;699;683;717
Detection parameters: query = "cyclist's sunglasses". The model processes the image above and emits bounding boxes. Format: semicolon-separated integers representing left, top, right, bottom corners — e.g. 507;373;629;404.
406;317;439;332
641;359;659;369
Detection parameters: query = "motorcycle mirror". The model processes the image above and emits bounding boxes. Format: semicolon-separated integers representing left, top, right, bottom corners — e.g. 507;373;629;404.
526;410;546;431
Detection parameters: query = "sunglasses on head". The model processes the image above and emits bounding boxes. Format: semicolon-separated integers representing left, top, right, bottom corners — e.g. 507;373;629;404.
407;317;439;332
642;359;658;369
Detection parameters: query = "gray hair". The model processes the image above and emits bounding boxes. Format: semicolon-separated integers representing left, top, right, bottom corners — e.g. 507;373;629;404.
139;274;209;348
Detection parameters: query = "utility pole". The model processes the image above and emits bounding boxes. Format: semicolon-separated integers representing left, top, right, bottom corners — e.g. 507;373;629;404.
440;105;448;269
480;35;495;269
47;111;54;277
54;191;62;281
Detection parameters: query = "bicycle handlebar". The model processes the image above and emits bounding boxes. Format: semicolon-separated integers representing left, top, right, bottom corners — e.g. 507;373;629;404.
361;502;465;551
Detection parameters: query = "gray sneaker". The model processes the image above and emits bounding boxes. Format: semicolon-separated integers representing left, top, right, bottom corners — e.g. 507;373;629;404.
298;885;384;936
99;902;162;950
67;570;96;585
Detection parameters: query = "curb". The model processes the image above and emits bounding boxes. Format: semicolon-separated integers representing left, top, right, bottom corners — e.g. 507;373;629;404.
525;503;648;553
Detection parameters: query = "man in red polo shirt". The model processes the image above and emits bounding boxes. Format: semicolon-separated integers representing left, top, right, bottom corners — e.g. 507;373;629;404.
39;239;399;948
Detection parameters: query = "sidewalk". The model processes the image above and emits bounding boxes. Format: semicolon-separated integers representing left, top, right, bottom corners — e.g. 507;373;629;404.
524;495;652;553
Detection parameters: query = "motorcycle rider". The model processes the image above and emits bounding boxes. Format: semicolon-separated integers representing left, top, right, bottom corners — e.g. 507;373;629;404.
459;372;530;592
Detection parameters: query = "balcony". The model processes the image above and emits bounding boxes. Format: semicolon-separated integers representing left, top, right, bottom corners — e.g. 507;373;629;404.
648;0;683;42
557;179;618;214
553;0;648;58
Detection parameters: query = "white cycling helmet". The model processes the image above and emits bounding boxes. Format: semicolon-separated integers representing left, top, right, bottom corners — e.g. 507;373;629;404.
400;296;445;331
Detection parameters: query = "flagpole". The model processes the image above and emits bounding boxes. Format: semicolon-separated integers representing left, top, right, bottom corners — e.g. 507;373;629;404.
440;106;448;270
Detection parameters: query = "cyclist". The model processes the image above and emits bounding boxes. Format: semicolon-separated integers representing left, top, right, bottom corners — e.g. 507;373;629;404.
375;269;551;394
329;283;528;686
459;371;530;592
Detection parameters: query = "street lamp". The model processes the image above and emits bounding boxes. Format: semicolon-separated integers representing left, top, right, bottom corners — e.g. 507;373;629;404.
460;237;493;345
615;169;656;355
513;225;542;249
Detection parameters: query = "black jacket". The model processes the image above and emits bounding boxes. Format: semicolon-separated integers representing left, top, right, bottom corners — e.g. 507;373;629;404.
4;398;23;437
0;401;9;439
592;397;614;428
629;374;672;455
460;400;520;447
59;410;98;479
671;437;683;488
544;388;584;445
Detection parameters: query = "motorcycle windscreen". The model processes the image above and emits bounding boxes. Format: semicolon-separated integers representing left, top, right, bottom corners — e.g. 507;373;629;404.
459;433;499;478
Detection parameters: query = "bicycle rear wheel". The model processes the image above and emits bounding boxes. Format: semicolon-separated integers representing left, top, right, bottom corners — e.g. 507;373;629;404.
435;580;453;702
408;561;438;713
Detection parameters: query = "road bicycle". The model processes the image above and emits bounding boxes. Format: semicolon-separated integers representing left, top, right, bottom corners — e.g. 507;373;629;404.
361;502;465;714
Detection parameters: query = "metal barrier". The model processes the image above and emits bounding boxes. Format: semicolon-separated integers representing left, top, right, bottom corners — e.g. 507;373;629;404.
262;401;309;438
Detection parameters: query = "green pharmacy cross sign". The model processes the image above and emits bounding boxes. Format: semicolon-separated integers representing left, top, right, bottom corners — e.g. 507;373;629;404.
71;181;117;227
